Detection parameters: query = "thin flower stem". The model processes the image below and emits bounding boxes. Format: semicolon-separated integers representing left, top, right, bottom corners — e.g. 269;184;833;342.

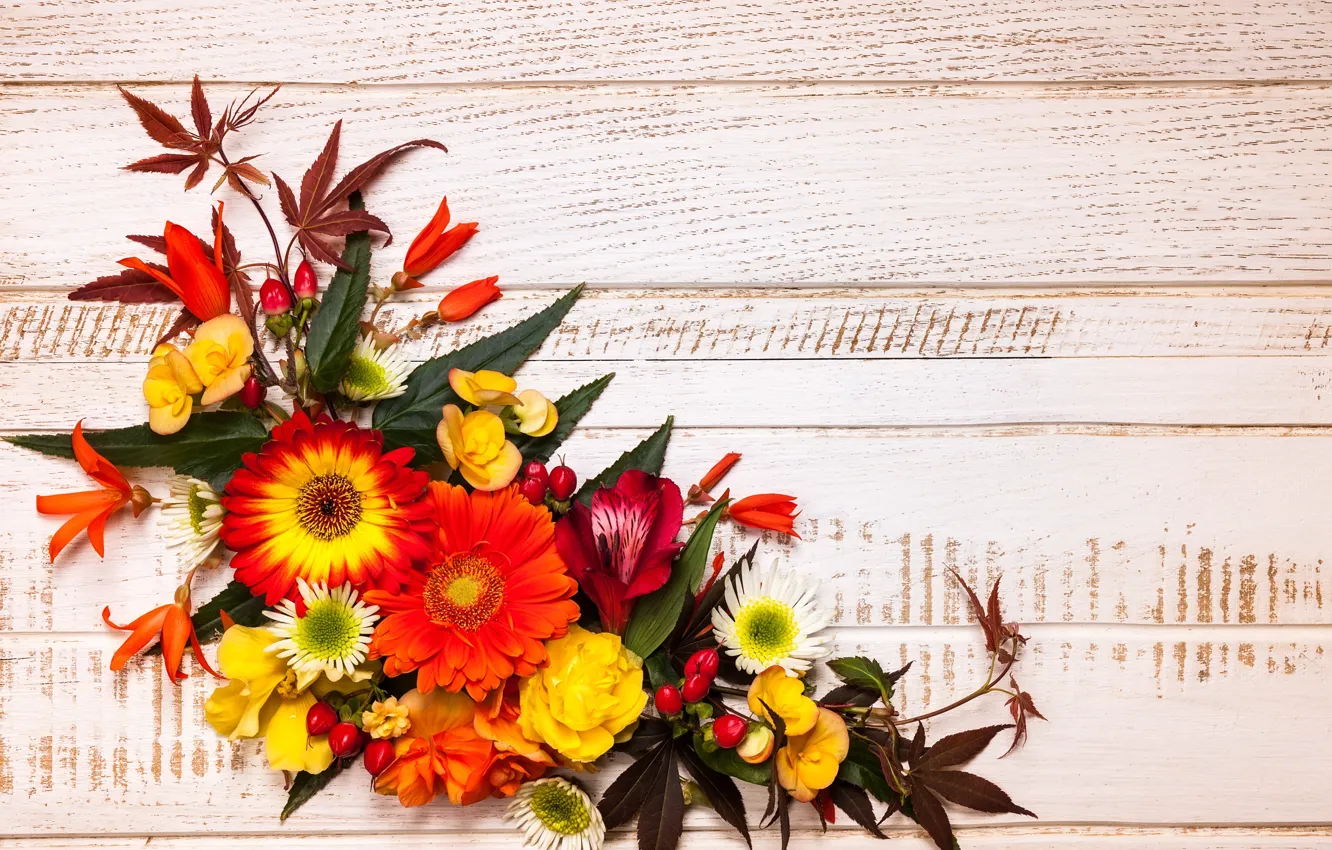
891;642;1018;727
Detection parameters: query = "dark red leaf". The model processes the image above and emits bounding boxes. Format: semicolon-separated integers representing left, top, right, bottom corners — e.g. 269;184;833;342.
123;153;200;175
829;781;886;839
916;725;1012;770
190;76;212;139
154;308;200;348
908;724;926;766
273;173;300;228
184;159;210;191
317;138;447;219
638;742;684;850
599;740;671;830
127;234;168;255
297;230;352;272
304;209;390;239
117;86;195;151
677;739;750;847
950;568;1001;652
906;788;954;850
1002;677;1046;758
916;769;1036;818
68;267;177;303
300;121;342;220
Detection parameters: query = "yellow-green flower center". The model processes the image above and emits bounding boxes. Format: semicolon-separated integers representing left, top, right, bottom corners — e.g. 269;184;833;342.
296;473;363;539
294;598;363;662
731;597;798;664
186;485;211;535
529;782;592;835
343;353;389;395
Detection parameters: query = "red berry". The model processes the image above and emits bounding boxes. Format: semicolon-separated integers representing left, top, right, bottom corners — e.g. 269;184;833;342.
260;278;292;315
293;260;318;299
328;721;365;758
654;683;683;716
681;673;710;704
239;376;266;409
519;476;548;506
713;714;748;749
523;460;549;487
548;465;577;501
363;738;396;777
306;701;338;736
684;648;720;681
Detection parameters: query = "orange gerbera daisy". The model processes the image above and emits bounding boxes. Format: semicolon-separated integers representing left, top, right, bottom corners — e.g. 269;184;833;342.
366;482;580;699
220;411;433;604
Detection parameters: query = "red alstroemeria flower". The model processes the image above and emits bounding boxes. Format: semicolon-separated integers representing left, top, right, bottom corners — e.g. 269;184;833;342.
35;420;152;562
118;202;231;321
438;276;501;323
728;493;801;539
393;196;479;289
555;469;685;634
102;576;221;686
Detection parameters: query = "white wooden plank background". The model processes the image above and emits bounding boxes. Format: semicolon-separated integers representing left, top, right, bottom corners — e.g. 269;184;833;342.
3;2;1332;847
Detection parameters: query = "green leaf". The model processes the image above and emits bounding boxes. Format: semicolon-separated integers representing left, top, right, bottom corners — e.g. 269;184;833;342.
281;763;343;821
512;372;614;464
6;412;268;485
827;656;908;705
191;580;268;644
574;415;673;505
304;192;371;393
643;649;680;691
693;734;771;786
624;497;725;660
839;737;896;803
372;285;585;461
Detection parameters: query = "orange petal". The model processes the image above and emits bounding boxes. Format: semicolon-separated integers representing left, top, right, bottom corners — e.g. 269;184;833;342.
438;275;500;322
404;196;452;275
188;627;223;679
102;605;170;670
699;452;742;492
36;489;120;515
48;505;111;562
117;257;182;298
161;605;191;685
72;420;130;493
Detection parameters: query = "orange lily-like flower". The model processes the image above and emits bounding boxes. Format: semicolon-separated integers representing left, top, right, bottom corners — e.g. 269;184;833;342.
688;452;742;504
438;275;501;323
728;493;801;539
393;196;479;289
35;420;152;562
102;574;221;686
118;202;231;321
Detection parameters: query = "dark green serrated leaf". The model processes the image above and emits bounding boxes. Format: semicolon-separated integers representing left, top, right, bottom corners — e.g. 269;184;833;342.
281;762;343;821
624;496;724;660
644;650;680;691
512;372;614;464
304;192;371;393
677;738;751;847
7;412;268;484
372;285;584;461
574;415;673;505
692;734;772;786
148;579;266;656
826;656;911;705
838;738;896;803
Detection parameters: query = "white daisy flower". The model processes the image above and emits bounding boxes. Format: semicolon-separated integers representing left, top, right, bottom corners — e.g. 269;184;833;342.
339;334;410;402
265;579;379;688
159;475;224;567
711;558;831;675
506;777;605;850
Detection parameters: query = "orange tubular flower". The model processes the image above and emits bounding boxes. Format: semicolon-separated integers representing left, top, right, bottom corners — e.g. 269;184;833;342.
119;203;231;321
366;482;580;700
36;421;151;562
728;493;801;539
102;577;220;685
689;452;742;503
438;276;501;323
395;197;479;288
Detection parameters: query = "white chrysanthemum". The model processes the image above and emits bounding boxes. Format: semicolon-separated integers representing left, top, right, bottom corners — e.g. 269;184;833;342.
711;558;830;675
265;579;379;688
159;474;224;567
506;778;605;850
339;334;410;402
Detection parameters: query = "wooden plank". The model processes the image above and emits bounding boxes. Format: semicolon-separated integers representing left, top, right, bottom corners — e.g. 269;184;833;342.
1;627;1328;832
8;288;1332;364
4;0;1332;83
6;84;1332;287
5;427;1330;632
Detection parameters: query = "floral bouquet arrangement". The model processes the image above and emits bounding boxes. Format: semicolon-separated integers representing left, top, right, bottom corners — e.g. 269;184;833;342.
11;80;1044;850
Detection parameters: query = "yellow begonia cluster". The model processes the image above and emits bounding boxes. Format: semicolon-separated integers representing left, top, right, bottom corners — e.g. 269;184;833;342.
747;665;849;802
142;314;254;435
436;369;558;491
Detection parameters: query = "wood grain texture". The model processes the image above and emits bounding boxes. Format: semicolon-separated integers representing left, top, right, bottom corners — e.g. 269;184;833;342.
2;628;1329;833
7;84;1332;287
4;0;1332;83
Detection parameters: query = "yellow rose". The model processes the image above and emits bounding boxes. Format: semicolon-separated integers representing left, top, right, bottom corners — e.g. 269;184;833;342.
775;707;849;802
513;389;558;437
436;404;522;491
185;313;254;405
518;625;647;764
747;666;818;736
448;368;521;407
204;625;334;774
143;343;203;435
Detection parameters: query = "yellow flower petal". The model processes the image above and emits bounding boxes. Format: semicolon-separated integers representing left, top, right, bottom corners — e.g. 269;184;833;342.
514;389;558;437
437;403;465;470
265;691;335;774
448;368;520;407
748;666;818;736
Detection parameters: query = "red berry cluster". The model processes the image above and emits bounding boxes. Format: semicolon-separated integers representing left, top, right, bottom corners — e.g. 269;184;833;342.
518;459;577;507
653;648;748;749
306;700;395;777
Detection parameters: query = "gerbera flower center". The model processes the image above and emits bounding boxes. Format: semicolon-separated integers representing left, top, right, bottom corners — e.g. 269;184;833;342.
295;598;364;662
528;780;592;835
296;473;363;540
423;553;505;631
732;597;799;664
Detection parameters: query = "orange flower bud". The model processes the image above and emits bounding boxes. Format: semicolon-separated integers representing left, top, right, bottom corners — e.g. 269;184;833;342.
438;276;501;323
403;197;478;279
728;493;801;539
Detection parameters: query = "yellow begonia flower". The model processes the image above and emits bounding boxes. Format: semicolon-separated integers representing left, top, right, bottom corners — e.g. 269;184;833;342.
449;368;521;407
363;696;411;740
185;313;254;405
204;624;334;775
513;389;558;437
736;724;775;764
747;666;818;737
518;625;647;764
143;343;203;435
775;707;849;802
436;404;522;491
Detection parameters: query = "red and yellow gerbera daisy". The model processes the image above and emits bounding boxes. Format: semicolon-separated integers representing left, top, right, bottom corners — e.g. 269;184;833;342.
221;411;433;604
366;482;580;699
